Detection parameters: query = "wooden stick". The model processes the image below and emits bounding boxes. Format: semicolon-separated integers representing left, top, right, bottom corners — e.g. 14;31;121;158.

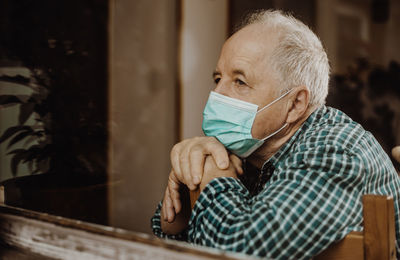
189;189;200;209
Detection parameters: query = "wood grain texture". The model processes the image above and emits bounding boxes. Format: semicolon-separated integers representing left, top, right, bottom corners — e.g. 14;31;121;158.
0;205;252;260
363;195;396;260
314;232;364;260
0;185;4;204
392;146;400;164
190;189;201;209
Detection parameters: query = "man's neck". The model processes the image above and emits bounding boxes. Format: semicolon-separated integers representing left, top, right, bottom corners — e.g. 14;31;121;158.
248;106;317;169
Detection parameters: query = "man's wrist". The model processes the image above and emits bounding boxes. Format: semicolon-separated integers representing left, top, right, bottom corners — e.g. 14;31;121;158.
200;156;238;191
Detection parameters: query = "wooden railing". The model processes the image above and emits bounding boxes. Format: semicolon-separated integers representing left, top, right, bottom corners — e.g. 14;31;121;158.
1;188;396;259
0;203;251;259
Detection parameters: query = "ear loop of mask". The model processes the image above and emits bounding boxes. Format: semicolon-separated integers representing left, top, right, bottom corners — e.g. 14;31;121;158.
260;123;288;141
257;89;293;113
256;88;293;142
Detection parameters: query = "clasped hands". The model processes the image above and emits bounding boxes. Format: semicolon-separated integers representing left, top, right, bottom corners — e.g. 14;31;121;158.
162;136;243;224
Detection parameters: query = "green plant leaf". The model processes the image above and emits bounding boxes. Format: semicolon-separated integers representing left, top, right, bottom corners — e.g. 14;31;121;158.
19;102;35;125
22;145;41;163
30;92;47;103
7;129;34;149
10;150;28;176
7;148;25;155
23;135;38;146
0;126;32;144
15;95;31;103
27;159;34;172
35;157;49;174
0;75;30;86
26;144;40;151
36;144;51;161
0;95;21;107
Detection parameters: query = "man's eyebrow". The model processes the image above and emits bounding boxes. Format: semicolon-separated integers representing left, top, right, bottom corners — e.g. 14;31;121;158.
232;69;247;77
212;71;221;78
212;70;247;78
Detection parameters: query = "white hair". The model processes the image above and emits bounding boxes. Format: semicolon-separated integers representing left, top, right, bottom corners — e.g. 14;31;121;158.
237;10;330;107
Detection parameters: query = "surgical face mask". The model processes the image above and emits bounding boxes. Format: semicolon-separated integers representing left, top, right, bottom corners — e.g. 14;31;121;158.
202;90;292;158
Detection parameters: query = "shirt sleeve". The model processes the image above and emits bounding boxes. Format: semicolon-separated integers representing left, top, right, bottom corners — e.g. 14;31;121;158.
187;145;365;259
151;201;188;241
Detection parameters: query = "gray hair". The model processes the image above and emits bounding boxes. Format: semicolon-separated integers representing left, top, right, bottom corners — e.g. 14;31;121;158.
236;10;330;107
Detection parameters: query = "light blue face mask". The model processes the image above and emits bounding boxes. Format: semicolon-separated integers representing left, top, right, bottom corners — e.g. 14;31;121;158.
202;90;292;158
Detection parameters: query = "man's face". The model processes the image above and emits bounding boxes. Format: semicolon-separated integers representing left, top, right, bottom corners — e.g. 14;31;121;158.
213;24;288;140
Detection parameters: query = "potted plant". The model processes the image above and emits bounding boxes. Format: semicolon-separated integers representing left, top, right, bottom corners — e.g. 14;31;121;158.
0;68;51;176
0;0;110;225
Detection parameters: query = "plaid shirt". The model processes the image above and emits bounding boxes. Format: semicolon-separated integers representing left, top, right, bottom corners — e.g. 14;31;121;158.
152;106;400;259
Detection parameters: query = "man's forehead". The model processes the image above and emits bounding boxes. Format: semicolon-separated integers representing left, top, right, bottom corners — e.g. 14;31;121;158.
222;25;277;62
217;27;276;75
230;24;277;49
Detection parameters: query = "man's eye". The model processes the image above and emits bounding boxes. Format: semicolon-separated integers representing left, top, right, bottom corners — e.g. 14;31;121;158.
235;79;246;86
214;78;221;84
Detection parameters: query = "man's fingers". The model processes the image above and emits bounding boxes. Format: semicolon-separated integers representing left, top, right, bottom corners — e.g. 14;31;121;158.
168;174;182;214
162;191;168;221
179;145;196;190
169;186;181;214
163;188;175;223
189;146;205;185
208;139;229;169
230;154;243;174
162;189;170;221
170;143;183;182
170;137;229;190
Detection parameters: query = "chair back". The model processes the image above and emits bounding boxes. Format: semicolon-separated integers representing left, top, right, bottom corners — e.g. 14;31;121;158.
315;195;396;260
190;192;397;260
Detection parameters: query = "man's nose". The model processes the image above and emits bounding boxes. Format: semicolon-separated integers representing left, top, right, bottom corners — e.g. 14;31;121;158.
214;80;230;97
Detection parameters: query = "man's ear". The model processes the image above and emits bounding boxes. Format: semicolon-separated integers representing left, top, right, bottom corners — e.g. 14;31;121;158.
286;86;310;123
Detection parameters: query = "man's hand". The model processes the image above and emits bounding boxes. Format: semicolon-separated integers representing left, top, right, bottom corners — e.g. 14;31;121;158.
161;171;191;234
170;136;243;191
162;154;243;223
161;137;243;226
161;155;242;234
162;168;182;223
200;154;241;191
161;154;242;235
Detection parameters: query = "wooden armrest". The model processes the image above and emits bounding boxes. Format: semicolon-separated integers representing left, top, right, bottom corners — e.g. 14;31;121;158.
314;231;364;260
392;146;400;164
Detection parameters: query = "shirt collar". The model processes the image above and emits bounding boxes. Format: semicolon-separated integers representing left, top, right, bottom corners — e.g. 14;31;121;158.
262;105;327;170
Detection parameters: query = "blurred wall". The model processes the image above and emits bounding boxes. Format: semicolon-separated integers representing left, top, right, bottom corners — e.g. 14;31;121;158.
316;0;400;74
384;0;400;65
180;0;228;139
109;0;178;233
109;0;230;233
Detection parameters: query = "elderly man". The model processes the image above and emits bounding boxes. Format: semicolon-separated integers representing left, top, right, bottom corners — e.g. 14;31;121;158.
151;10;400;259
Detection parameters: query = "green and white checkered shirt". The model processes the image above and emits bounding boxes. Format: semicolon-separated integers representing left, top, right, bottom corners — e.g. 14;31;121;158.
152;106;400;259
